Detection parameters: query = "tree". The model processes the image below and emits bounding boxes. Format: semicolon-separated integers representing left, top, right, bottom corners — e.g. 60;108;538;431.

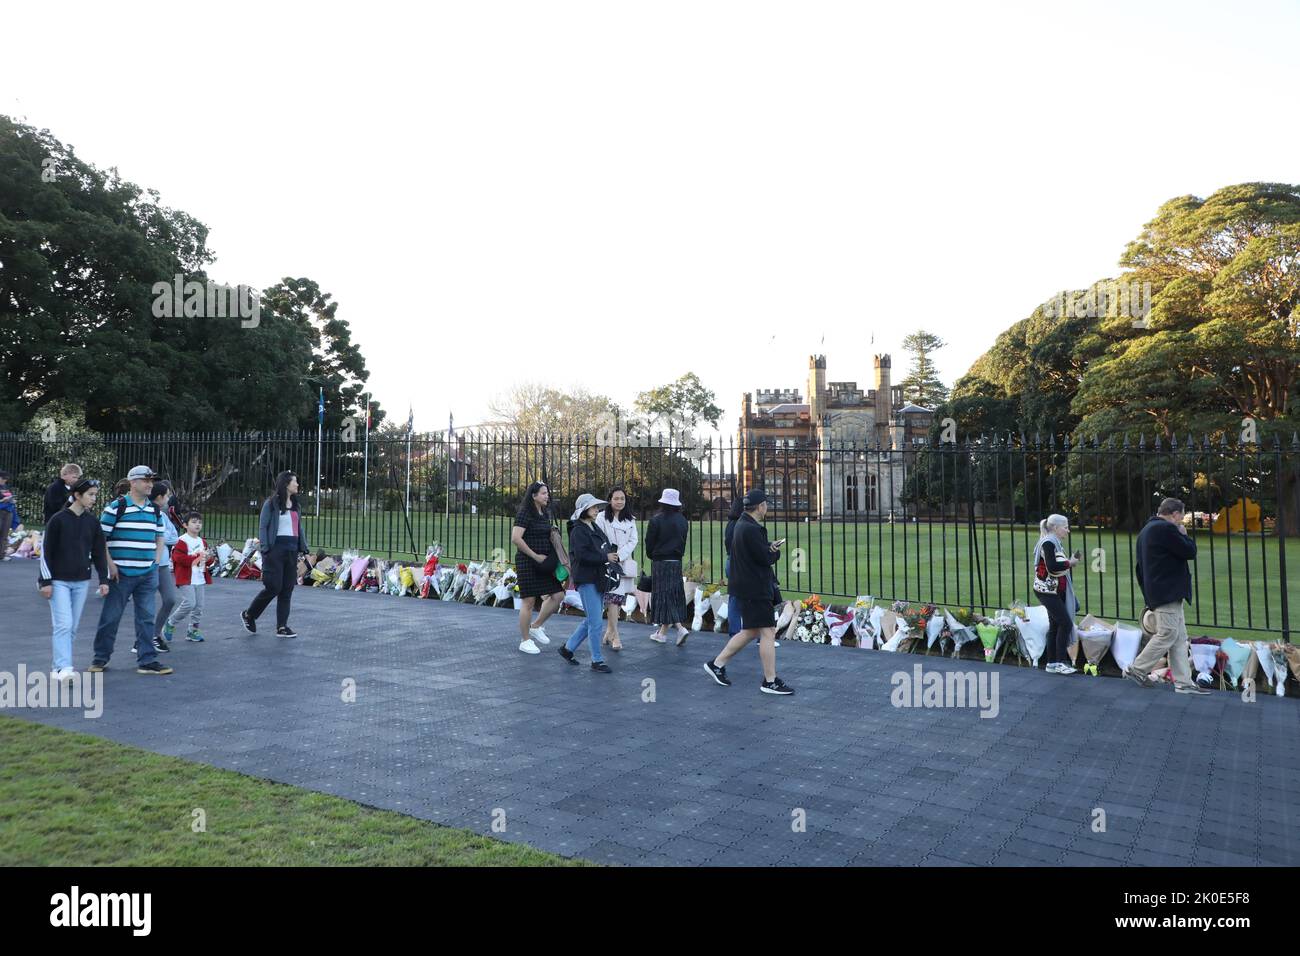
0;115;378;434
634;372;722;439
487;383;626;437
898;331;949;409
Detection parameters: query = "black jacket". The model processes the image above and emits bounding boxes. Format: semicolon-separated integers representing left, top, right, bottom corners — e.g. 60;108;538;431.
645;511;688;561
728;513;781;601
567;520;617;587
38;509;109;587
1135;515;1196;607
44;478;73;523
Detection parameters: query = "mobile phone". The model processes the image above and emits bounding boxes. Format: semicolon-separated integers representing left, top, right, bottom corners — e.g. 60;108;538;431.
773;538;787;548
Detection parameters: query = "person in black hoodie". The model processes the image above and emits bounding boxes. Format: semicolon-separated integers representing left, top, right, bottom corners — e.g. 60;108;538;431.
1127;497;1208;695
558;493;619;673
38;478;110;682
44;463;83;523
704;489;794;695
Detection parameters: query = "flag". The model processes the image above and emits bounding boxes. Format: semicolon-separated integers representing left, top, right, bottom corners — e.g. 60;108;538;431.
317;388;325;425
449;411;454;437
406;406;414;436
365;395;371;430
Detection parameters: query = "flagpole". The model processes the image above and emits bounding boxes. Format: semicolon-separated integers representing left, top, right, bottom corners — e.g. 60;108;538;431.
445;411;453;526
362;392;370;514
315;385;323;517
405;406;413;516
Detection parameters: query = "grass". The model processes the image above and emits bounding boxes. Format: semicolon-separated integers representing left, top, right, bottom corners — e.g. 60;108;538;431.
189;511;1299;639
0;715;587;866
31;508;1298;638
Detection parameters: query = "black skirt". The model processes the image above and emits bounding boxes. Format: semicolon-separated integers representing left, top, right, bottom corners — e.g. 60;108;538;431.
650;559;687;626
515;552;562;600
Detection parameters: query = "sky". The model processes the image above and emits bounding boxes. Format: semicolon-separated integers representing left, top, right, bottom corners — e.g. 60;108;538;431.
3;0;1298;441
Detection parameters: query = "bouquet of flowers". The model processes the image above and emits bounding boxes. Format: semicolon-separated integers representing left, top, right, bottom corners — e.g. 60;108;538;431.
792;596;829;644
398;564;419;595
382;562;403;595
825;609;854;646
419;546;441;598
942;607;980;657
443;563;468;601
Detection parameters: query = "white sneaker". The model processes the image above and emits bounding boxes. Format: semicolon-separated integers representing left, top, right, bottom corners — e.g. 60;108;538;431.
1057;664;1077;675
519;639;541;655
1045;662;1062;674
528;627;551;646
53;667;75;683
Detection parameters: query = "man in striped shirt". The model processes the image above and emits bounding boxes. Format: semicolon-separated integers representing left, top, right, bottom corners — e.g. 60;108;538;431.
90;465;174;675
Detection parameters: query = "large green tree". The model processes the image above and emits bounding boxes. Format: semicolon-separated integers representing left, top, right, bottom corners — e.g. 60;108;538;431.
0;115;377;433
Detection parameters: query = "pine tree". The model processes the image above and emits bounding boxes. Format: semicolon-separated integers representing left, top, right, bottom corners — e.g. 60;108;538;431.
900;331;949;408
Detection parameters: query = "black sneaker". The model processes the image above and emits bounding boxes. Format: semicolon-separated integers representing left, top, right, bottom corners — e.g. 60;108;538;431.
153;636;170;653
704;660;731;686
591;661;612;673
760;677;795;696
137;661;174;675
276;626;297;639
88;660;108;673
241;610;256;634
558;646;579;665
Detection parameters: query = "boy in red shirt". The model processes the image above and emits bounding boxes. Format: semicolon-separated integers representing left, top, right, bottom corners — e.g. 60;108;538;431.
168;512;215;641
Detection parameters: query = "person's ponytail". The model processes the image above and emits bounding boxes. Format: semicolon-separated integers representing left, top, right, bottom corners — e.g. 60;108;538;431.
1039;518;1049;537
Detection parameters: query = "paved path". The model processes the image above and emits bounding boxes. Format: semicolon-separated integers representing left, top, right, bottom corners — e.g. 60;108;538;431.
1;560;1296;866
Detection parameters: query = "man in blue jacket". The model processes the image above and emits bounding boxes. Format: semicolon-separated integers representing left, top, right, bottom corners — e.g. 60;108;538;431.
1127;497;1208;695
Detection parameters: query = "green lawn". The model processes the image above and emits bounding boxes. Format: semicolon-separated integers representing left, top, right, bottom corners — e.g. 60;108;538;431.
0;716;587;866
40;507;1298;639
253;512;1300;640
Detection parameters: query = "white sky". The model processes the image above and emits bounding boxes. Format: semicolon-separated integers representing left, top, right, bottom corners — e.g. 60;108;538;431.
3;0;1297;440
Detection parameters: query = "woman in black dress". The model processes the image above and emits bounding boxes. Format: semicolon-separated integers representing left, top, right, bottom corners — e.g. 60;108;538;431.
645;488;691;645
510;481;570;655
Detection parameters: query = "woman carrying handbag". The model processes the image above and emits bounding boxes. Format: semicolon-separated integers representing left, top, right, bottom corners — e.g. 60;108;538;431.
595;486;637;652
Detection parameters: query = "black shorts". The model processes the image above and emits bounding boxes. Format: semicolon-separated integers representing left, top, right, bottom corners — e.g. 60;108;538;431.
737;598;776;630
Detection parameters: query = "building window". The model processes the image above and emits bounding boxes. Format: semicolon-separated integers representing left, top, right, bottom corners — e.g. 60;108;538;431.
845;474;858;512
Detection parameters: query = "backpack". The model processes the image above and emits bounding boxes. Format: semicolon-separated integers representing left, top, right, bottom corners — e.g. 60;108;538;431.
107;495;161;536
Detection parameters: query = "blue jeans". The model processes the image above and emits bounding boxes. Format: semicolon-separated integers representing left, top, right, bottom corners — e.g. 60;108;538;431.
564;582;606;663
94;569;159;665
49;580;90;670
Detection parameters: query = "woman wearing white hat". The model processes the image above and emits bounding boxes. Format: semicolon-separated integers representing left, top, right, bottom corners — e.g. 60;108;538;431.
557;493;620;673
645;488;690;644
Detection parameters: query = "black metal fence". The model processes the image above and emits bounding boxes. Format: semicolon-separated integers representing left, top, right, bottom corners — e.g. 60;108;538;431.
2;429;1296;640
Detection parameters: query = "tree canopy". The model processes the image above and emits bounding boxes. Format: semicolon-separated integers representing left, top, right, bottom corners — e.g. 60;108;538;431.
0;115;376;433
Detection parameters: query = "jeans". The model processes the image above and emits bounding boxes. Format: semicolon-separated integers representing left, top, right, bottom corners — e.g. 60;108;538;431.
564;582;606;663
94;569;159;665
49;579;90;670
247;538;298;628
154;565;177;638
1035;591;1074;665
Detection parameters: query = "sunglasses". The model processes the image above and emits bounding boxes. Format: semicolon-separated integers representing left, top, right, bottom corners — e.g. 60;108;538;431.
72;479;101;494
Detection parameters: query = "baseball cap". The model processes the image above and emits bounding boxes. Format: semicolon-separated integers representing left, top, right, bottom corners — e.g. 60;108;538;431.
127;465;158;481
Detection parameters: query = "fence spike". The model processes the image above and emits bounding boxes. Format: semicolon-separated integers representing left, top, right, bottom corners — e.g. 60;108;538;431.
1292;431;1299;449
1138;433;1146;449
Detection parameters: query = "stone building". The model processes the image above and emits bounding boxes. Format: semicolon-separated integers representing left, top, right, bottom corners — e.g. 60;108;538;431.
738;354;933;519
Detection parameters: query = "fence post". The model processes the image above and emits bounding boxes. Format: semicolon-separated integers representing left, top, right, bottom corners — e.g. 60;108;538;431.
1278;440;1292;644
